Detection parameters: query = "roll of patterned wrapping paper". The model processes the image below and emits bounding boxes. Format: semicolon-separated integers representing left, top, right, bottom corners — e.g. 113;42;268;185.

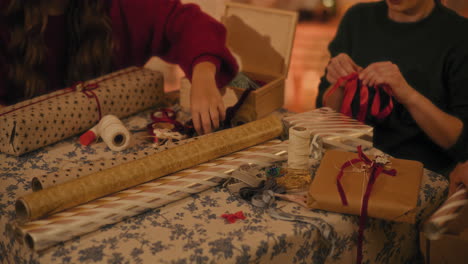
283;107;373;158
0;67;164;156
424;186;468;240
14;140;287;252
31;137;199;192
16;115;284;222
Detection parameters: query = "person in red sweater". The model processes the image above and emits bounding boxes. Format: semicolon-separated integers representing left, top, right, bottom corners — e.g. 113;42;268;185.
0;0;239;135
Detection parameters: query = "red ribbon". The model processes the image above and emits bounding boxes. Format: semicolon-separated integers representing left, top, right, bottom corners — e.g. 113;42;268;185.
336;146;397;264
73;82;102;120
221;211;246;224
148;108;185;143
323;73;394;123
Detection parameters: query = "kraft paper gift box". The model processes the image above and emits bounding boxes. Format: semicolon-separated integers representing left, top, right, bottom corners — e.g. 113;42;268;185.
180;2;298;124
0;67;164;156
308;149;424;224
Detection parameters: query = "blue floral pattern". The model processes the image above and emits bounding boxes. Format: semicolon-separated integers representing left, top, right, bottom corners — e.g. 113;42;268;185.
0;111;448;263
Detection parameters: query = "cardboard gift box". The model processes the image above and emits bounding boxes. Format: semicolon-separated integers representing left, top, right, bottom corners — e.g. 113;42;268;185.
180;2;298;123
223;2;297;121
308;149;424;223
0;67;164;156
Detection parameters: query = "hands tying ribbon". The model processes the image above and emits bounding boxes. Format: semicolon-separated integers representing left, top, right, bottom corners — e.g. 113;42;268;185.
324;72;394;123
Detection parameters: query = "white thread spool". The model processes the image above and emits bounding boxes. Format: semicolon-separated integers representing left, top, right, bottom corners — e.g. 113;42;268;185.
92;115;131;151
288;126;311;170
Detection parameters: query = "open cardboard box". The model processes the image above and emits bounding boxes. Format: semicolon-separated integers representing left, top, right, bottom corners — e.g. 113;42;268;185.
180;2;298;121
222;2;298;120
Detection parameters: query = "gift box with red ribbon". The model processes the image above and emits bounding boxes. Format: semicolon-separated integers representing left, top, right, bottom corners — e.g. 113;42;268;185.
308;147;423;224
0;67;164;156
308;147;423;263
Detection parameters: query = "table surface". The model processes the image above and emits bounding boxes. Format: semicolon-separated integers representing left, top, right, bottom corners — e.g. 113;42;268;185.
0;109;448;264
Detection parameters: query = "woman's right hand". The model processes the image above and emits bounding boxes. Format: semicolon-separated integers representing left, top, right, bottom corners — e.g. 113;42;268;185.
326;53;362;84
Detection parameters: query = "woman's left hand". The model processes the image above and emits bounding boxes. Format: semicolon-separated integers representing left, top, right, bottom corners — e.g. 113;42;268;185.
359;62;417;106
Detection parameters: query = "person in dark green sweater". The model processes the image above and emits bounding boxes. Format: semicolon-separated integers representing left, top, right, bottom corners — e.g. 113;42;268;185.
317;0;468;175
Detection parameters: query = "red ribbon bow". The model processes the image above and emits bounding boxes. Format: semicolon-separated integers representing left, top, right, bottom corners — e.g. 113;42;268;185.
148;108;186;143
336;146;397;264
72;82;101;120
221;211;246;224
324;73;394;123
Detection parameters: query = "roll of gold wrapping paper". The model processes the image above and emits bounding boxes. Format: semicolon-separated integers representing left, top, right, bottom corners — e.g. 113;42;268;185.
16;115;284;221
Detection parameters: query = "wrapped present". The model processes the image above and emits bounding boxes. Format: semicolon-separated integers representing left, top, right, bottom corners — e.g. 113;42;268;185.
308;148;423;224
308;148;423;264
0;67;164;156
283;107;373;159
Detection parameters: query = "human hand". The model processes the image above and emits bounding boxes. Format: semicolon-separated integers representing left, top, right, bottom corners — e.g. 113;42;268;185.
359;62;418;106
190;61;225;135
449;161;468;196
326;53;362;84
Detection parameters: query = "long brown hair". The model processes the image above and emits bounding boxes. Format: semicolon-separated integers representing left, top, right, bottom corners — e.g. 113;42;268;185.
3;0;113;100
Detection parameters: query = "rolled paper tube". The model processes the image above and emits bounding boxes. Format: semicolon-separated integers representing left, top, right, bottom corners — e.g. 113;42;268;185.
31;138;199;192
0;67;164;156
16;115;284;221
15;140;287;251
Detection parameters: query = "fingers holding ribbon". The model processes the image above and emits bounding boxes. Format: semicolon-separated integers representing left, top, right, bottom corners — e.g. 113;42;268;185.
326;53;362;84
359;62;417;106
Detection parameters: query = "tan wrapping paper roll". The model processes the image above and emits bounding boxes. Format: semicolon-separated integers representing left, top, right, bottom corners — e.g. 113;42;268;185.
31;138;199;192
16;115;284;221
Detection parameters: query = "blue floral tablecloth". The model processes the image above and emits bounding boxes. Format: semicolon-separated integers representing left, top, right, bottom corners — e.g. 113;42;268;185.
0;110;448;264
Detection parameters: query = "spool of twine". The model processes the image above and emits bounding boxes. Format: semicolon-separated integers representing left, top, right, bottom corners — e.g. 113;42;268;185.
277;127;312;191
288;126;311;170
97;115;131;151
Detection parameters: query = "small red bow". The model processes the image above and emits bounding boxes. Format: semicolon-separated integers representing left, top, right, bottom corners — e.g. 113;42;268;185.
221;211;246;224
72;81;102;120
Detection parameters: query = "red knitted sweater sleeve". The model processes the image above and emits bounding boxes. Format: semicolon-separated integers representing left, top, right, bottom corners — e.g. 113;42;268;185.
110;0;238;88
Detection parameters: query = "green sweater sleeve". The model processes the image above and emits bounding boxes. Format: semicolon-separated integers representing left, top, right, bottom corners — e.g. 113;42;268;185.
316;4;360;108
445;29;468;162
